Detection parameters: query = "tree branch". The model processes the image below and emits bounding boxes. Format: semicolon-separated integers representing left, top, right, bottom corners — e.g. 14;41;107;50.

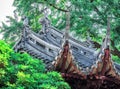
44;0;68;12
90;18;105;25
92;4;107;23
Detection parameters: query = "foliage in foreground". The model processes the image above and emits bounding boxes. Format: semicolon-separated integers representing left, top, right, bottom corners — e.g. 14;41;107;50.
0;40;70;89
1;0;120;63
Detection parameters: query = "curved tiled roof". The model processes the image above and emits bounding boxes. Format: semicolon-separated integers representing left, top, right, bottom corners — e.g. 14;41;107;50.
14;17;120;73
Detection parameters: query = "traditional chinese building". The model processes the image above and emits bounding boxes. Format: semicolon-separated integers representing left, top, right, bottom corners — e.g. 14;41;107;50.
14;13;120;89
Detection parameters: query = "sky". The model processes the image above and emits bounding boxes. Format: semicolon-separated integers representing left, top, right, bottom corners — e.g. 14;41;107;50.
0;0;15;39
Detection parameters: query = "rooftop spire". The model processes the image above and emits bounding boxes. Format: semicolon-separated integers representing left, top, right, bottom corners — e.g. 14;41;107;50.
39;8;50;34
104;17;111;49
64;11;70;42
107;17;110;46
99;17;111;55
43;8;48;18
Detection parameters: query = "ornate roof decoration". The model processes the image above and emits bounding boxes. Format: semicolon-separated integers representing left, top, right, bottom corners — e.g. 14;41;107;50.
53;16;120;88
54;12;85;77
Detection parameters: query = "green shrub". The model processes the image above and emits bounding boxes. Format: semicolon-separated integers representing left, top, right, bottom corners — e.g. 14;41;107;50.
0;40;70;89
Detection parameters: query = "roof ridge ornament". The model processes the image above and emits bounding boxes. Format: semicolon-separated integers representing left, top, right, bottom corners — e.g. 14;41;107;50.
21;16;31;45
39;8;51;34
102;17;110;52
22;16;29;27
64;11;70;43
97;18;111;59
53;11;84;76
93;17;117;76
106;17;110;47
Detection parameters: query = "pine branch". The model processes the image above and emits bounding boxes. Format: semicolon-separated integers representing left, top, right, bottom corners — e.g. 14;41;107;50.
44;0;68;12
